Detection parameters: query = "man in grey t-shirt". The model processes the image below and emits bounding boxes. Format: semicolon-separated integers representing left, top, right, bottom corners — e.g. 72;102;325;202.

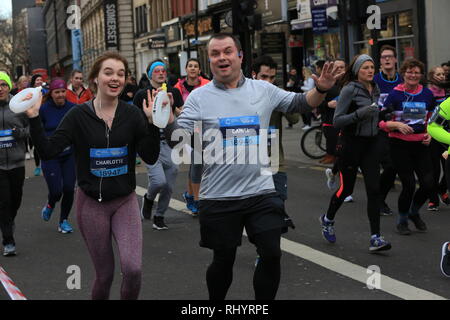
146;33;342;300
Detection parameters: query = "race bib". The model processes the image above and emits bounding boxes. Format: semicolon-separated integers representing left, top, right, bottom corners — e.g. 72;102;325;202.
401;101;427;122
0;130;16;149
219;116;260;148
90;146;128;178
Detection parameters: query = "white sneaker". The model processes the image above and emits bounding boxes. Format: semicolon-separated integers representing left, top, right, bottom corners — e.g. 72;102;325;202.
302;125;311;131
344;195;354;203
325;168;339;191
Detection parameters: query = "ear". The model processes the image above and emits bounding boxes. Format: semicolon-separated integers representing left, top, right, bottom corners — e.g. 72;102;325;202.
251;71;256;79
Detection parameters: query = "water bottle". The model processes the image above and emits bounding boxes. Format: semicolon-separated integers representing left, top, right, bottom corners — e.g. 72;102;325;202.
152;83;171;128
9;86;42;113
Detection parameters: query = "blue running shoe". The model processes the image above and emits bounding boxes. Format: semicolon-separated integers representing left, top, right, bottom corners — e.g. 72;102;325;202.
319;214;336;243
41;204;53;221
34;167;41;176
58;220;74;234
369;235;392;253
182;192;194;211
190;200;199;216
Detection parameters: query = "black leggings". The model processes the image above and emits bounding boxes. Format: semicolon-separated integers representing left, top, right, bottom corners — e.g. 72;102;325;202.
378;132;397;202
326;135;381;235
206;228;282;300
389;139;435;215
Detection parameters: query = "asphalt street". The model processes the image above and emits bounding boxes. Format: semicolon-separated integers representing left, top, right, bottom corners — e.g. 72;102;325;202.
1;119;450;301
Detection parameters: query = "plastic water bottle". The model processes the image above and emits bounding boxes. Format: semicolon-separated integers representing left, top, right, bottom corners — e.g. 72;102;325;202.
152;83;171;128
9;86;42;113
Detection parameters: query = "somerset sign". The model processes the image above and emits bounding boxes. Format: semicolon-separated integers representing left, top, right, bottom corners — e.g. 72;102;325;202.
104;0;119;50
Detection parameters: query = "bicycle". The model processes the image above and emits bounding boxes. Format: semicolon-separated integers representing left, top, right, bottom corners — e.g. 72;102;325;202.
300;124;327;159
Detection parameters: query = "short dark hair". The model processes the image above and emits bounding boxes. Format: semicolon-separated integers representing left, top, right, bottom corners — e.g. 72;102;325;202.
71;69;83;78
251;55;277;74
400;58;425;75
315;60;326;70
185;58;201;69
442;61;450;68
380;45;397;58
207;33;242;53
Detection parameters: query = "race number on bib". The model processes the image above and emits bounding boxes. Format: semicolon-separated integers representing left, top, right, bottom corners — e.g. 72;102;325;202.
90;146;128;178
219;116;260;147
0;130;16;149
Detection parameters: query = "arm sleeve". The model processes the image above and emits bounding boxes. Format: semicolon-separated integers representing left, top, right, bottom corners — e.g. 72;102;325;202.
333;86;357;128
135;109;160;165
270;82;312;114
427;97;450;146
28;111;74;160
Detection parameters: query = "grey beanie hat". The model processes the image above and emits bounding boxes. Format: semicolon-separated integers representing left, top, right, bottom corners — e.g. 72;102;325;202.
352;54;374;75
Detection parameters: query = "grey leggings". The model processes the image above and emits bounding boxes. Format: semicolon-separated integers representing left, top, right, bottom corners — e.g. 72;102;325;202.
76;189;142;300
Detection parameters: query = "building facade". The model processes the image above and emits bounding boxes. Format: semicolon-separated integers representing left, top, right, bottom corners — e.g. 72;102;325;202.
81;0;135;75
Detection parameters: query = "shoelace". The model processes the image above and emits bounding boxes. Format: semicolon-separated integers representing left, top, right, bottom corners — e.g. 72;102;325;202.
322;224;335;235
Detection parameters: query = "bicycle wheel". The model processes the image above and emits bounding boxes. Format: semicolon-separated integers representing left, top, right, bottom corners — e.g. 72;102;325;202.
300;125;327;159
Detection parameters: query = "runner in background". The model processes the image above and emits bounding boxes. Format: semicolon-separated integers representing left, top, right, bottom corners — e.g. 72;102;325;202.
0;71;29;256
38;79;76;234
66;69;93;105
175;58;210;215
374;45;403;216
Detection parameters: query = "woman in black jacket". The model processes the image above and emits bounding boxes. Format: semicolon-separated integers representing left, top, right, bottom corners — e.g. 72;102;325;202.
319;54;391;253
25;52;160;300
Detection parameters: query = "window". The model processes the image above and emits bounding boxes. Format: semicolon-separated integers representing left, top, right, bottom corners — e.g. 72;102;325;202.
354;11;414;67
135;5;148;36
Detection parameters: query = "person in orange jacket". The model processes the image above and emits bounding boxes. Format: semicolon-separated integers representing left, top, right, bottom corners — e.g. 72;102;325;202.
66;69;93;104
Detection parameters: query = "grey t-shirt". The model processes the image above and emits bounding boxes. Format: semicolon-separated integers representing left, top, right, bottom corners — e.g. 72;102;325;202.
165;77;311;200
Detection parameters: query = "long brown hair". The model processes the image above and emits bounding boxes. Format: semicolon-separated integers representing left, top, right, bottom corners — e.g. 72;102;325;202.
88;51;129;94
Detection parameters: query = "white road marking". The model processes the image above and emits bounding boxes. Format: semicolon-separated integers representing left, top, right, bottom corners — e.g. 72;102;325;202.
135;186;446;300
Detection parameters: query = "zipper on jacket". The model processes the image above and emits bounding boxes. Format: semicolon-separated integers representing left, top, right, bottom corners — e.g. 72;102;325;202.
98;122;111;202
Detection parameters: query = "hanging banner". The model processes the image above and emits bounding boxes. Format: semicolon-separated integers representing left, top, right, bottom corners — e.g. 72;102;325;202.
104;0;119;51
311;6;328;34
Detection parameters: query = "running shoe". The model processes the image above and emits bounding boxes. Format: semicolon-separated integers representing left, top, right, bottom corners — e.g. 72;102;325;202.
344;195;354;203
302;125;311;131
182;192;194;211
325;168;339;191
396;222;412;235
427;202;438;211
3;244;16;257
34;167;41;176
380;203;393;216
440;193;450;206
440;242;450;277
408;214;427;232
190;200;199;216
141;194;153;220
58;220;74;234
319;214;336;243
41;204;53;221
153;216;168;230
369;235;392;252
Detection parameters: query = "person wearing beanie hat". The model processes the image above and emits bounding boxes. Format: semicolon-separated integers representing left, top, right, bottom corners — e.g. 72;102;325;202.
320;54;392;253
133;58;184;229
38;77;77;234
0;71;29;256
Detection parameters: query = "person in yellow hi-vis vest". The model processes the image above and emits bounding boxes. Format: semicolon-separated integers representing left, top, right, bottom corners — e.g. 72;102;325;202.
427;97;450;277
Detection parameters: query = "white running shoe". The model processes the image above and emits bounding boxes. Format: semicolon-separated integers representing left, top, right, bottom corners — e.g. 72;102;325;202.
325;168;339;191
344;195;354;203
